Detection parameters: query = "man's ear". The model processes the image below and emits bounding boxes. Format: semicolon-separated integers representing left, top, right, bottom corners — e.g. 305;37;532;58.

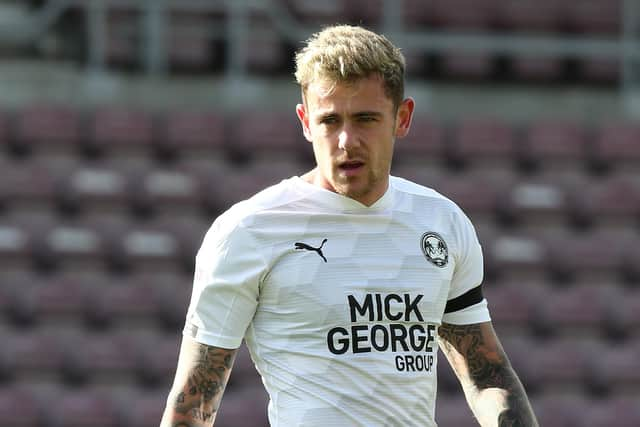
394;97;415;138
296;103;313;142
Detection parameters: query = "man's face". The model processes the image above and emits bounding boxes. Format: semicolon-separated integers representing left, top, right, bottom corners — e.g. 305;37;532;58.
296;75;414;206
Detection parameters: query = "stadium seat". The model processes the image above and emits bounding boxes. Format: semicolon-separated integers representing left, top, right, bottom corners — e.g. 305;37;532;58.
531;392;590;427
55;165;132;217
427;0;497;30
167;9;225;73
484;281;542;333
86;107;155;160
495;0;562;33
511;55;565;83
582;397;640;427
581;57;620;84
543;229;626;284
435;170;506;221
393;114;446;165
61;332;139;386
563;0;621;35
13;104;82;157
0;222;36;274
244;17;289;75
118;390;167;427
2;331;67;383
520;119;588;172
570;174;640;229
440;52;495;81
284;0;347;26
32;222;109;273
215;386;270;427
448;117;516;171
46;388;121;427
226;110;302;164
435;396;477;427
612;290;640;339
532;283;619;338
497;179;571;230
157;110;227;162
343;0;383;27
103;7;142;69
135;333;181;388
531;337;595;394
226;343;264;390
0;386;43;427
590;342;640;396
2;161;58;215
590;121;640;172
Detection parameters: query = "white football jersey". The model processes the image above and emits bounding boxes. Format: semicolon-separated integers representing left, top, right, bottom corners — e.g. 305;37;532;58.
184;176;490;427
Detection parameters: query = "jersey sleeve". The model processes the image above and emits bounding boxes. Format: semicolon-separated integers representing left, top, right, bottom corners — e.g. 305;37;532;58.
183;215;266;349
442;209;491;325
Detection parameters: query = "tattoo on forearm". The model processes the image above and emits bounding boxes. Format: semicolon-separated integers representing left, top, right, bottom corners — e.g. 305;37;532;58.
171;345;236;424
438;323;537;426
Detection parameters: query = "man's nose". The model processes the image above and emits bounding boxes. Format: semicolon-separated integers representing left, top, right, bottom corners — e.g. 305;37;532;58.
337;125;359;151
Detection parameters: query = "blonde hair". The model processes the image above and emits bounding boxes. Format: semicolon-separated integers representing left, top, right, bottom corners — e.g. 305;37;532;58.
294;25;406;109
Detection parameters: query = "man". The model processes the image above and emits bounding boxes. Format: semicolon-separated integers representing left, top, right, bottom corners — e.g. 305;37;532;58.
161;25;538;426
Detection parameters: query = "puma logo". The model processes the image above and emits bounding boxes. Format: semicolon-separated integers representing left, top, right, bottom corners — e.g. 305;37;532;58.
295;238;328;263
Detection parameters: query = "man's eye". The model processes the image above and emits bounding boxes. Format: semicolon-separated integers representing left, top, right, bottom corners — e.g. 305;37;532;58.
320;117;337;124
358;116;377;122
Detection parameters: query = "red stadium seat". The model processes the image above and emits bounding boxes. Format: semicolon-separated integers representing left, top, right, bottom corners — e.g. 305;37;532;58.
135;333;181;387
531;392;589;427
55;165;132;217
591;342;640;396
393;114;446;165
497;179;572;230
448;117;516;171
484;281;542;333
0;386;43;427
1;161;58;214
511;55;565;83
244;18;289;75
591;121;640;171
582;397;640;427
118;390;167;427
533;283;620;338
520;119;588;171
531;337;595;394
13;105;82;156
428;0;498;30
581;57;620;84
440;52;495;81
435;396;477;427
284;0;347;26
158;110;227;161
570;174;640;229
46;388;120;427
226;343;264;390
563;0;621;35
86;107;155;159
226;110;302;164
344;0;384;27
167;9;225;72
0;222;36;273
496;0;562;33
215;386;270;427
2;331;67;383
485;234;548;281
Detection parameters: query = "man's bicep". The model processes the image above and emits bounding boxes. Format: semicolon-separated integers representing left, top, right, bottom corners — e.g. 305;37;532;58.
438;321;510;390
162;336;239;426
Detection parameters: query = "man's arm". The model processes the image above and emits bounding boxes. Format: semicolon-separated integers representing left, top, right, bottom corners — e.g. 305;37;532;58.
160;336;238;427
438;321;538;427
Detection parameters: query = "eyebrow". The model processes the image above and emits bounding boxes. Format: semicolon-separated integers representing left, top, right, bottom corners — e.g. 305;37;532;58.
315;110;383;121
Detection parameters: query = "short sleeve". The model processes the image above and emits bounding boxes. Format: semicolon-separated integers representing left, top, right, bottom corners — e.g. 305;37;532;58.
183;216;266;349
441;209;491;325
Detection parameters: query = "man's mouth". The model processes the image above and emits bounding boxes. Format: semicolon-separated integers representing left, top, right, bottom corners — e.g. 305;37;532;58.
339;161;365;170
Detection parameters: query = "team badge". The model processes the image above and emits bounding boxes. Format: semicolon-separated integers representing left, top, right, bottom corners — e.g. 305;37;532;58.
421;232;448;267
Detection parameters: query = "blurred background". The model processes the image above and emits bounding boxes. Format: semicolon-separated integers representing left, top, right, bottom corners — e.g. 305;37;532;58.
1;0;640;426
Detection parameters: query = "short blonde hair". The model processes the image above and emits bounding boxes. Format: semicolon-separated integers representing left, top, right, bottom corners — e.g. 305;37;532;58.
294;25;406;109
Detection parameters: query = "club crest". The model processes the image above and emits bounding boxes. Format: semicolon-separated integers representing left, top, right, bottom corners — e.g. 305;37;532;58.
421;232;448;267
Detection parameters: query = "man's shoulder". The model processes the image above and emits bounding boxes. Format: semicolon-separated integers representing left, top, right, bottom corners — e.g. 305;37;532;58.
214;177;301;230
391;176;456;206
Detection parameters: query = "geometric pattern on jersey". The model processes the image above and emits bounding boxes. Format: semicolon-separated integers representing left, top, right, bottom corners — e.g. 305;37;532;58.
184;175;490;426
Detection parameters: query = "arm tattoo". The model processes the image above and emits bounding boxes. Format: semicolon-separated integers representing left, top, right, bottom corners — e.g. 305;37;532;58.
171;344;236;425
439;323;538;427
